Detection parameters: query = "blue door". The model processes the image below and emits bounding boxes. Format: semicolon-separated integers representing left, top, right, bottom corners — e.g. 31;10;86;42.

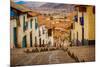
22;36;27;48
13;28;17;48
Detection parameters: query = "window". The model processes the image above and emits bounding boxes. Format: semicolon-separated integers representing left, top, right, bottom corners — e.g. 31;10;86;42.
23;16;26;32
30;19;33;29
43;40;44;45
48;29;52;36
35;37;37;45
35;18;38;30
25;21;28;30
35;18;37;22
74;15;78;22
80;16;84;26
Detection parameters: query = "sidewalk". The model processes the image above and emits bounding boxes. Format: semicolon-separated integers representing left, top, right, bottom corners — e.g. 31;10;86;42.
67;45;95;62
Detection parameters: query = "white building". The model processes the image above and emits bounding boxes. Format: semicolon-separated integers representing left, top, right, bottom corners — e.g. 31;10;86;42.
38;25;48;47
32;17;40;47
10;2;39;48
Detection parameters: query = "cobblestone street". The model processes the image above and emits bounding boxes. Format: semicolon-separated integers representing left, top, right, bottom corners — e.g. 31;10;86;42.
11;49;76;66
11;46;95;66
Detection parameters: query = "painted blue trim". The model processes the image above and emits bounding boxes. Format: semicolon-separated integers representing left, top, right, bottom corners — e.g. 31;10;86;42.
80;16;84;25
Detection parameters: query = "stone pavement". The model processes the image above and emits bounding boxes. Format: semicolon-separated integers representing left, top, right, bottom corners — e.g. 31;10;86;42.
11;45;95;66
67;45;95;62
11;50;75;66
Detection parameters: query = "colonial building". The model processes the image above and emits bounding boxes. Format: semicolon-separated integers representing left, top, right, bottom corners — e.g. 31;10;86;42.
38;25;48;47
10;2;39;48
71;5;95;46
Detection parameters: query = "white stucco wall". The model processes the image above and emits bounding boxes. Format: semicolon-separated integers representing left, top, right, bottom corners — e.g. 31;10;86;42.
32;17;39;46
10;19;17;48
39;25;48;45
